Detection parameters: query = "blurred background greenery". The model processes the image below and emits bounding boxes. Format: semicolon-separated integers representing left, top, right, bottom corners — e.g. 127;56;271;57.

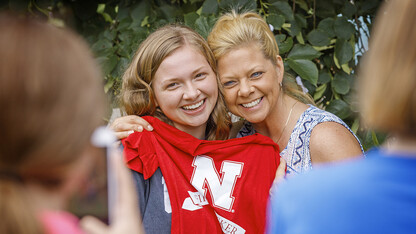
0;0;386;150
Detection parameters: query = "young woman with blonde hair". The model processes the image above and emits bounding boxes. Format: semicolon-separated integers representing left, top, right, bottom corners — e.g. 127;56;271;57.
118;24;281;233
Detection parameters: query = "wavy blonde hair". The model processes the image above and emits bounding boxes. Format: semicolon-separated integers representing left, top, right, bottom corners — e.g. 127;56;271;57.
208;11;314;105
121;24;230;140
359;0;416;137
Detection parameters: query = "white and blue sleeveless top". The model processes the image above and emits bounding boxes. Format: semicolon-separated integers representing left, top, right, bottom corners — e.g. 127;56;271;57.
236;105;364;175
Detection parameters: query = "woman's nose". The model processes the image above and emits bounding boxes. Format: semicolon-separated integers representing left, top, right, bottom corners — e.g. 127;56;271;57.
237;80;254;97
183;83;201;100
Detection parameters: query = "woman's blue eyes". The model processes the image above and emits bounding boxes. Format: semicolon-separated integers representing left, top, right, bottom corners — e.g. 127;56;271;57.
166;83;179;88
165;73;207;89
195;73;206;79
251;71;263;78
223;81;236;87
222;72;263;87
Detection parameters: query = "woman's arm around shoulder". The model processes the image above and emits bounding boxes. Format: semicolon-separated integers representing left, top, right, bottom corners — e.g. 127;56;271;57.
309;121;363;164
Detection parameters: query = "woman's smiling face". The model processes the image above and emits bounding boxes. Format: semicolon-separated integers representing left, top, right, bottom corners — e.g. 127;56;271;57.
152;45;218;135
217;44;284;124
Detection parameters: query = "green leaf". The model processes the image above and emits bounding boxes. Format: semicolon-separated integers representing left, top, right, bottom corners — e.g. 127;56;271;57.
91;39;112;54
288;19;301;37
113;57;130;77
276;35;293;54
307;29;331;47
295;13;307;28
313;45;334;51
351;118;359;134
270;1;294;21
141;16;149;27
101;12;112;23
335;38;353;65
315;0;336;18
103;30;116;41
357;0;380;15
96;55;118;75
159;4;183;21
130;1;150;24
104;79;115;93
195;16;211;38
318;70;331;84
323;55;333;68
332;72;351;95
317;18;335;38
371;130;380;146
117;18;131;31
296;32;305;45
117;43;131;58
333;53;341;69
313;83;327;101
201;0;218;14
341;63;351;74
267;14;285;30
334;16;355;40
295;0;309;12
97;4;105;14
184;12;199;28
341;1;356;18
117;6;130;21
287;59;318;86
325;99;351;119
288;44;322;60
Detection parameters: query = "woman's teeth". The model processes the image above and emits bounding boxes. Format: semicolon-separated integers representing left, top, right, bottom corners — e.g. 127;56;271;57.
242;98;261;108
183;100;204;110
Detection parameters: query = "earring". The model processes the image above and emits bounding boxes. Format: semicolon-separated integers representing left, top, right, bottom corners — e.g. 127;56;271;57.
279;82;282;87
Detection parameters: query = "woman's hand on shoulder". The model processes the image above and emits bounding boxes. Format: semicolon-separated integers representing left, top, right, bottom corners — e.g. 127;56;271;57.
110;115;153;140
309;122;363;164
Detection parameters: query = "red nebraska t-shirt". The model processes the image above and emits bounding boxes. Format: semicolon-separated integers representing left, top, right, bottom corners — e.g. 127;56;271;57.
123;116;281;234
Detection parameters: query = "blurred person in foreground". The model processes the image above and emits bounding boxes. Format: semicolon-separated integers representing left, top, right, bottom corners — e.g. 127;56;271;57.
0;13;142;234
267;0;416;233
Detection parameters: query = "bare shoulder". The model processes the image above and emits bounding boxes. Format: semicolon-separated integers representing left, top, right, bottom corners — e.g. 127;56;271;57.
309;121;363;164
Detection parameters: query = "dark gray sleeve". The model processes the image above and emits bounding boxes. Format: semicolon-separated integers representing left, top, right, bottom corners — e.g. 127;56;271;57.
131;170;149;217
131;168;172;234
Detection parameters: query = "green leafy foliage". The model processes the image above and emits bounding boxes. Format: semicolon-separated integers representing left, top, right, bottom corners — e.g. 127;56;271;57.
6;0;384;150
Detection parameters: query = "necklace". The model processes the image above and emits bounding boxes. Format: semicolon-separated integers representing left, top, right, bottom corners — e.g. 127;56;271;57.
275;101;298;144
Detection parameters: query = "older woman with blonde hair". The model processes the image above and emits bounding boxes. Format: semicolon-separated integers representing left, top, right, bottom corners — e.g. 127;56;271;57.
207;11;363;174
267;0;416;233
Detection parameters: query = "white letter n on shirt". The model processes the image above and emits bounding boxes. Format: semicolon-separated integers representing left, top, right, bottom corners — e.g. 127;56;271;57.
190;155;244;212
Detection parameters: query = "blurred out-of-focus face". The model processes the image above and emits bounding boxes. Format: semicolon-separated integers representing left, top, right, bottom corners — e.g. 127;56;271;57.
217;44;283;124
152;45;218;135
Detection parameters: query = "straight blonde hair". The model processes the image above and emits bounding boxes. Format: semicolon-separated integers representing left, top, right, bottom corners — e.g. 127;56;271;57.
359;0;416;137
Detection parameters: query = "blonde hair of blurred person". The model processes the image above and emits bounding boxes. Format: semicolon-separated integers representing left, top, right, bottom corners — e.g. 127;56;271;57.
208;11;362;172
0;13;115;234
359;0;416;146
120;24;231;141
